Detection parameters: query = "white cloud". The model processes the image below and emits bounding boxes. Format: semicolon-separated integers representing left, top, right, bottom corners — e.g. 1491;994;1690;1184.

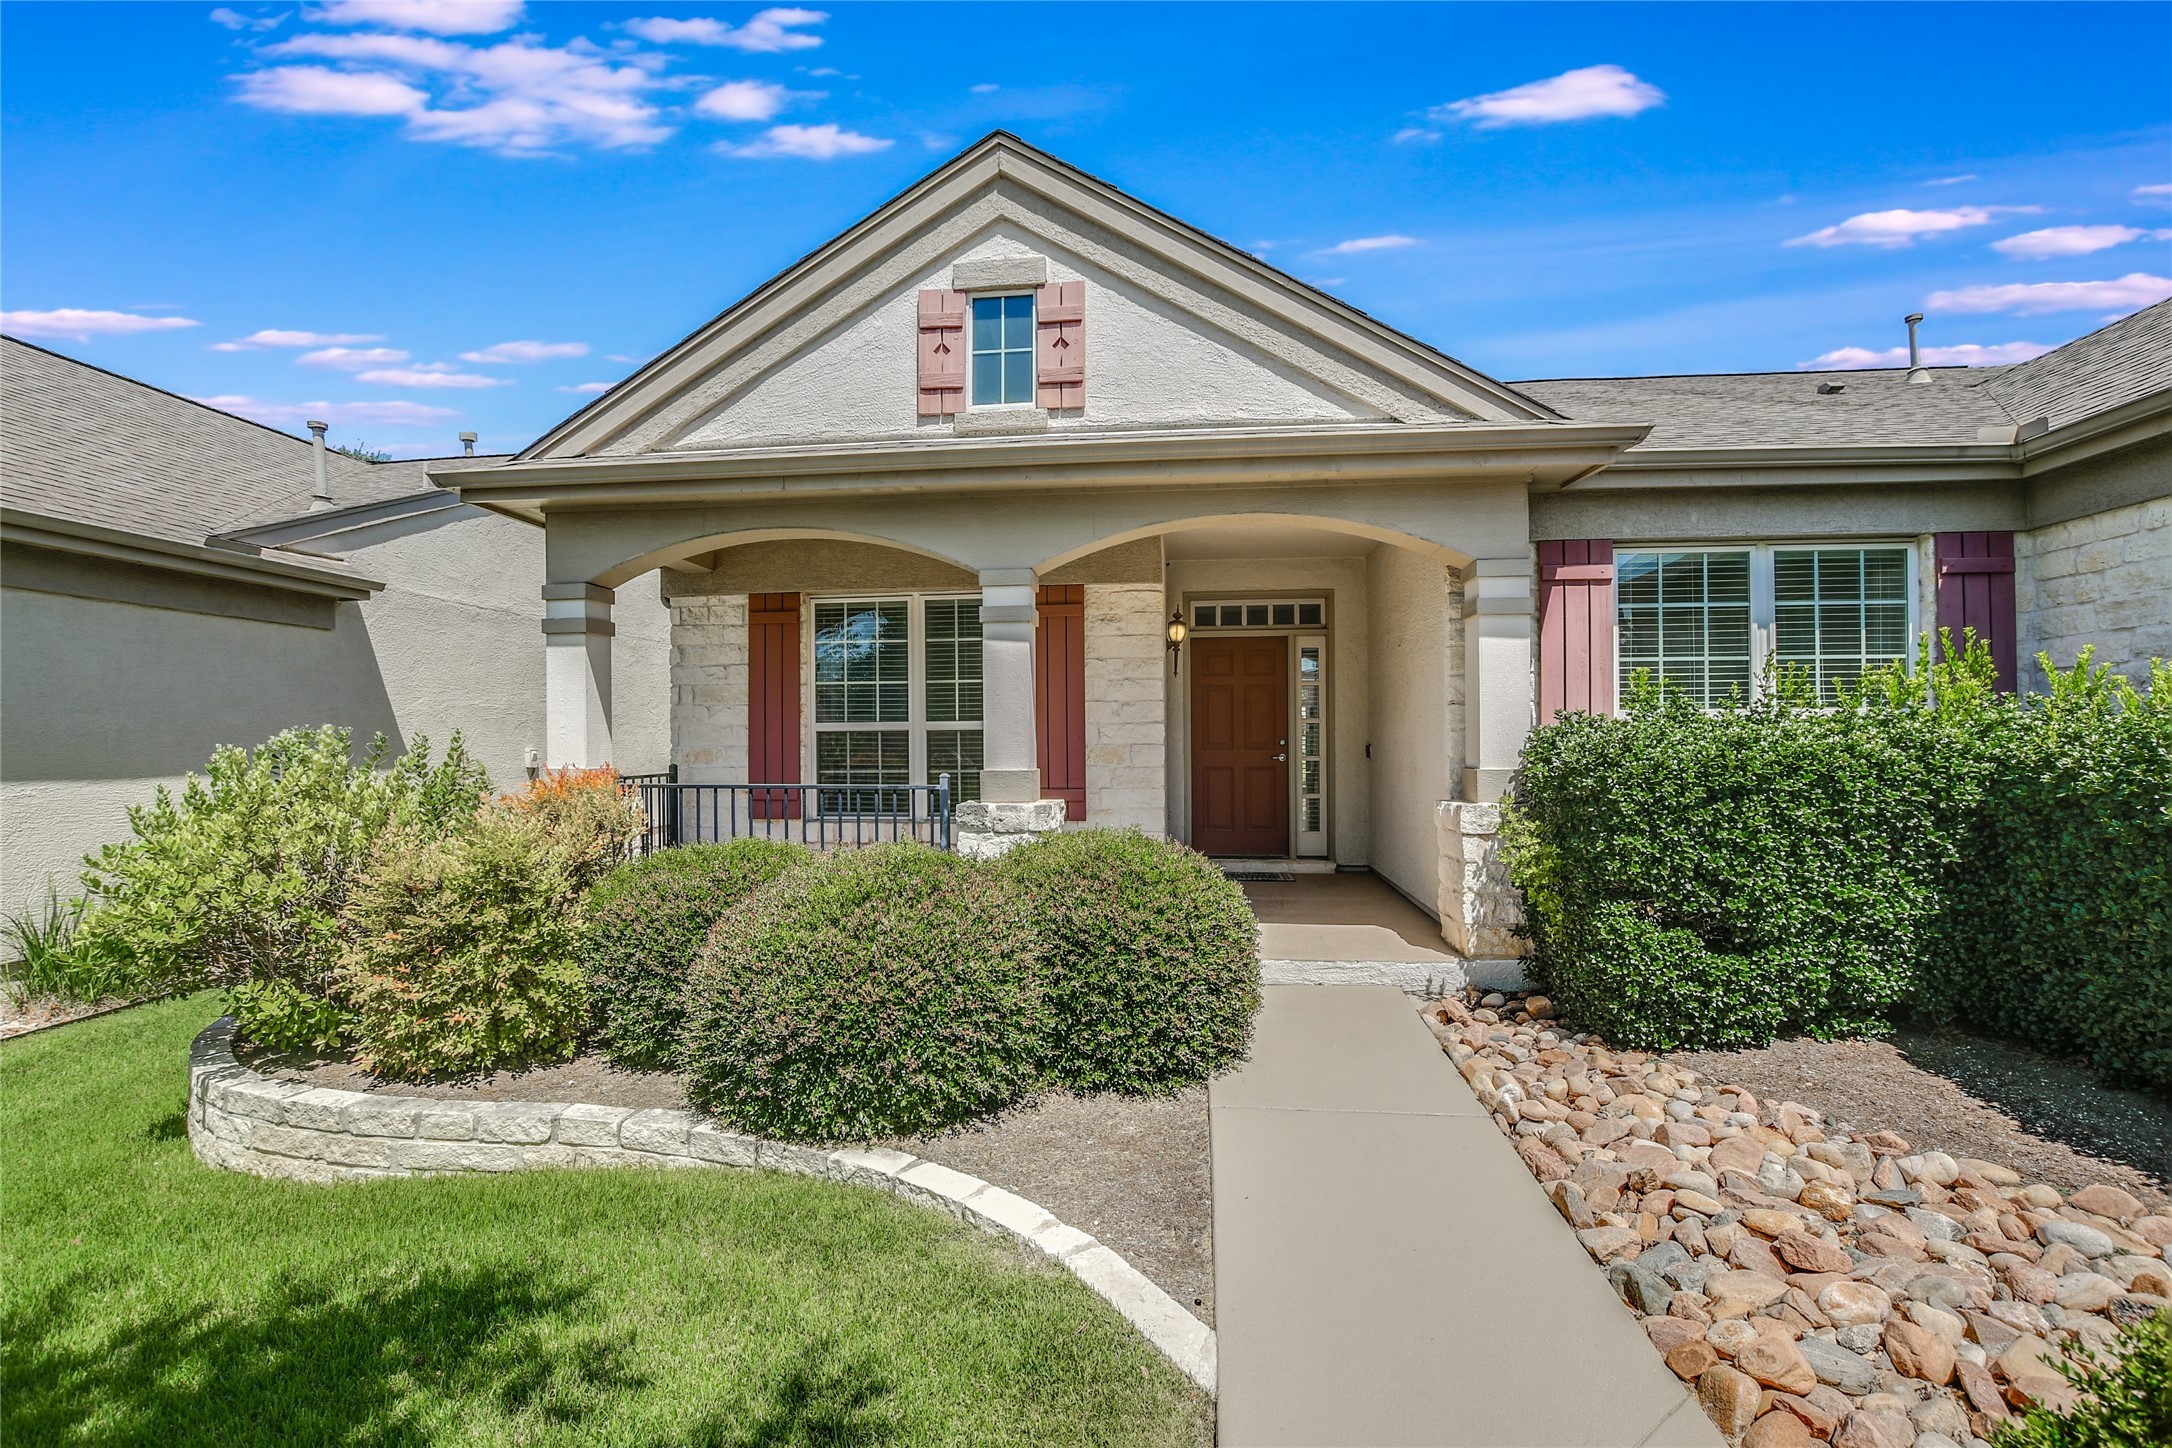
192;394;460;427
211;327;386;350
694;79;792;121
623;9;826;52
235;65;427;115
1925;273;2172;316
558;380;615;394
210;7;288;32
355;366;508;387
1786;205;2038;248
1923;174;1978;187
1802;341;2053;370
2133;183;2172;205
1316;234;1419;256
246;31;672;153
1991;225;2172;260
297;345;409;368
458;339;587;363
969;82;999;94
304;0;524;35
718;122;889;159
1;308;202;341
1392;127;1442;144
1431;64;1663;128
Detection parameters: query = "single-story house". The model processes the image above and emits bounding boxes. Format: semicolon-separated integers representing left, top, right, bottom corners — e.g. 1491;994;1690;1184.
425;134;2170;969
0;337;669;909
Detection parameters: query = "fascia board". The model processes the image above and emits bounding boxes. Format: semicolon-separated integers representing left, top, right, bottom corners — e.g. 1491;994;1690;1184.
1;509;385;598
1574;442;2023;489
446;422;1647;510
213;490;460;550
2017;389;2172;476
526;138;1554;460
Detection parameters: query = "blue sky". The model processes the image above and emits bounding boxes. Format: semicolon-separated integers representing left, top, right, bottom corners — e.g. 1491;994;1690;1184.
5;1;2169;457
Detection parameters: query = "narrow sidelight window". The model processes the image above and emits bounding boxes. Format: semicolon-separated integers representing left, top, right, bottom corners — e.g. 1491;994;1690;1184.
970;294;1035;405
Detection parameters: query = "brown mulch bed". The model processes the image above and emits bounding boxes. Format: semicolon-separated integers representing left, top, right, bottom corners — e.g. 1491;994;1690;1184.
1669;1021;2172;1212
241;1042;1214;1322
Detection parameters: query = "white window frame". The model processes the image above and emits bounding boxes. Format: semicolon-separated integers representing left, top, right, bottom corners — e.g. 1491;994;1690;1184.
1612;541;1920;711
804;593;983;801
967;291;1036;408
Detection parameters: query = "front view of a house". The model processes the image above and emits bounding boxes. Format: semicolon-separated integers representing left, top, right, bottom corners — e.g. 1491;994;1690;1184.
433;134;2172;971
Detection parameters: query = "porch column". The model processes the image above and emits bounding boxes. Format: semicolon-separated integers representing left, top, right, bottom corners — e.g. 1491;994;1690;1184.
959;568;1065;857
1460;557;1534;802
543;582;614;768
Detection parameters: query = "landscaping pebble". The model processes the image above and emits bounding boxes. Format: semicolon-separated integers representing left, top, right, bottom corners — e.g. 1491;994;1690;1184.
1422;990;2171;1444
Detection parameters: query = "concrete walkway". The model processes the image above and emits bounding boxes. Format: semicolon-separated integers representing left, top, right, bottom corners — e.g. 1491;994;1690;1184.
1210;986;1722;1448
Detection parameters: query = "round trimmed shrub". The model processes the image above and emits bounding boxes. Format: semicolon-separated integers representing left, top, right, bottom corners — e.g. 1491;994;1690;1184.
1000;828;1260;1095
680;842;1044;1142
579;840;809;1070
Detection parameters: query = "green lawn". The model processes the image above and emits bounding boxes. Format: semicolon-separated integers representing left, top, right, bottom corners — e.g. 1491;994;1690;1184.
1;996;1213;1447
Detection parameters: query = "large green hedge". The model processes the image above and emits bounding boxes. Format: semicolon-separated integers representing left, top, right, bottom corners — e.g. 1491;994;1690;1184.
1506;642;2171;1090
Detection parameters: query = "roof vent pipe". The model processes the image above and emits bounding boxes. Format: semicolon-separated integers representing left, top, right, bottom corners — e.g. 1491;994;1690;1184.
306;419;333;509
1904;313;1931;385
459;430;477;457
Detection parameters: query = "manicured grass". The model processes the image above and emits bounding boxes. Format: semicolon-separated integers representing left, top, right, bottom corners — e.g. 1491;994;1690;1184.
2;996;1213;1446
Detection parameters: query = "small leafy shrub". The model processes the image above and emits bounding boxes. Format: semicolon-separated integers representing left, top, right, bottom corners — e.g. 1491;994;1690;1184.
490;766;643;890
74;727;488;1029
581;840;809;1070
1506;671;1951;1050
1000;828;1260;1094
680;843;1043;1141
1994;1309;2170;1448
1;887;134;1006
338;813;589;1079
227;979;348;1053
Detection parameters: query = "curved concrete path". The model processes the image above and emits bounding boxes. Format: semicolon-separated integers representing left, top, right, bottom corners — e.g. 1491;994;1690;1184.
1209;985;1722;1448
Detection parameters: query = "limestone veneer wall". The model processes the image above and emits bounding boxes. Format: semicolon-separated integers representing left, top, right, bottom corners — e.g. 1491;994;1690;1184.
187;1017;1215;1392
669;592;748;785
2017;492;2172;691
1083;584;1168;831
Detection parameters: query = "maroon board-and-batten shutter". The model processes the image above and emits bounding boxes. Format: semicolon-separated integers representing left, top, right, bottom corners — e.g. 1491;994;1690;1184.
916;289;967;417
1035;281;1084;410
1935;532;2018;692
1036;585;1087;820
748;593;801;818
1537;541;1617;721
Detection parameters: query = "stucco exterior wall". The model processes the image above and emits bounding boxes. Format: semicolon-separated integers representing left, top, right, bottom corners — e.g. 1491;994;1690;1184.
1529;481;2024;544
1082;584;1167;832
0;505;669;910
672;224;1399;452
1163;555;1370;862
1365;547;1463;913
2017;491;2172;690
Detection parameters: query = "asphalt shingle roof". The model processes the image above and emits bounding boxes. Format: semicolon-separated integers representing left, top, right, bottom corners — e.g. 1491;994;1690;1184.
0;337;488;545
1979;296;2172;431
1515;367;2023;451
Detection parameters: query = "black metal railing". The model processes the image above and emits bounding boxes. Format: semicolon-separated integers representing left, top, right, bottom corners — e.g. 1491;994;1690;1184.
618;765;677;790
628;775;953;855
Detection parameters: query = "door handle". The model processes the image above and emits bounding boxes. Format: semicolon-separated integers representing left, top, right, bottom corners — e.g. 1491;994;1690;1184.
1270;753;1287;761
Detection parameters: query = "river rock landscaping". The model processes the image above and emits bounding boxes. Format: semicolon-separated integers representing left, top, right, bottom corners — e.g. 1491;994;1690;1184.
1425;988;2171;1448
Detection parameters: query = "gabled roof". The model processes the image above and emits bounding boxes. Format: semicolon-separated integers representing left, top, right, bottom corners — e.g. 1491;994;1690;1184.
524;132;1563;460
1980;296;2172;431
1516;367;2022;451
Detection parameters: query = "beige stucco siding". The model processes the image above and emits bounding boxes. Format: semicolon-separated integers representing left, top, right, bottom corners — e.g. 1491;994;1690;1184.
1529;481;2024;544
1365;546;1462;912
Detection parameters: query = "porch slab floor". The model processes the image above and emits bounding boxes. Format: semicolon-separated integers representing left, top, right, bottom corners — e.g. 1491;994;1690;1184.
1242;871;1490;994
1208;985;1721;1448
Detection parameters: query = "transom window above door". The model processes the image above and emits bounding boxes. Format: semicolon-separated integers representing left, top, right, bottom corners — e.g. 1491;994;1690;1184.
970;295;1035;405
1189;598;1327;630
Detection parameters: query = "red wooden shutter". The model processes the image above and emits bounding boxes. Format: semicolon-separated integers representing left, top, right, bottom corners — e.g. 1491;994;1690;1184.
1935;532;2017;691
748;592;802;818
917;289;967;416
1035;281;1084;410
1035;585;1087;820
1537;541;1617;721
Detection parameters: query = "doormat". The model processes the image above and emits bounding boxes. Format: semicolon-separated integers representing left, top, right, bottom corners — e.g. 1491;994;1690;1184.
1220;870;1296;883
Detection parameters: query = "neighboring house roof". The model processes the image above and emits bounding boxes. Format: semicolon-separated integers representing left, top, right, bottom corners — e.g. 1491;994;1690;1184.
1514;367;2022;451
1979;296;2172;431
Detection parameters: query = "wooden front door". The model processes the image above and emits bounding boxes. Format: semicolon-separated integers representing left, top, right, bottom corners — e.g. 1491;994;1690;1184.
1191;636;1289;856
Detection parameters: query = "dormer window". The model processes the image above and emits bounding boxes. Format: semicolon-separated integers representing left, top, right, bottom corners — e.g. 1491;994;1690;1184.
970;294;1035;405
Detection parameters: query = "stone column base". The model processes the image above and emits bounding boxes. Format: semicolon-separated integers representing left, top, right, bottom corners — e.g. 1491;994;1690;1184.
954;799;1068;860
1437;801;1529;961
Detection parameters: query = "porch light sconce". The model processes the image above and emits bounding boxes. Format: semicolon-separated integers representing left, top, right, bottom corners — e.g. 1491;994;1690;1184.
1166;611;1187;674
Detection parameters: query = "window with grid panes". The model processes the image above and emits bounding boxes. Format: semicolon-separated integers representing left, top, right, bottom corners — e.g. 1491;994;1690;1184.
970;295;1034;405
923;597;983;802
1617;551;1752;706
1774;547;1910;701
811;597;982;810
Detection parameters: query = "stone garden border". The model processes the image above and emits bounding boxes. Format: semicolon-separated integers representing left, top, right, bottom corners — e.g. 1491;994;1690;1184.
187;1017;1216;1393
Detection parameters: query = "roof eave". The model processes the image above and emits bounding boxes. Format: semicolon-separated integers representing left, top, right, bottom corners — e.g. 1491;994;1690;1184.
2017;388;2172;476
1;508;385;599
1570;440;2025;490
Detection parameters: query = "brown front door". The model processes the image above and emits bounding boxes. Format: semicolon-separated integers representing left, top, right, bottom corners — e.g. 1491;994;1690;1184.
1191;636;1289;856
